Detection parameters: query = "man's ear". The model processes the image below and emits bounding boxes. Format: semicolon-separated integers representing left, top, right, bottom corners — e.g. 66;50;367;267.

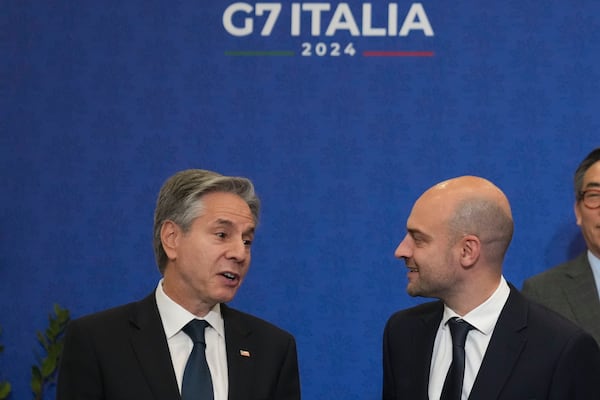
574;201;583;226
459;234;480;268
161;220;180;261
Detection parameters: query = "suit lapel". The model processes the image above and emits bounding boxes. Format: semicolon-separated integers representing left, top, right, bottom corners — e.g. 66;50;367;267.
561;254;600;340
128;293;181;400
469;286;527;399
222;304;254;400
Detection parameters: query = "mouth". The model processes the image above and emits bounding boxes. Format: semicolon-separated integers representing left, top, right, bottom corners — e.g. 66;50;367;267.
407;266;418;273
220;271;240;281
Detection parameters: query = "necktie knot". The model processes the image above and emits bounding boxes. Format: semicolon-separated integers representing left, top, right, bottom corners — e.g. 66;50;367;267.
447;317;474;348
183;319;209;345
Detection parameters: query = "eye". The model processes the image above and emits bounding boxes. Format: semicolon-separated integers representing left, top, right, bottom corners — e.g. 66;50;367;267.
243;239;253;247
412;235;427;247
216;232;227;239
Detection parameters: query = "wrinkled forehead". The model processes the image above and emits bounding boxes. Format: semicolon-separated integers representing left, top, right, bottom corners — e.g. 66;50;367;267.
200;192;255;224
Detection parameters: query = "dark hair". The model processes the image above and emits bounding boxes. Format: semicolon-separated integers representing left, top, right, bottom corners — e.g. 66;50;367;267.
153;169;260;274
574;148;600;200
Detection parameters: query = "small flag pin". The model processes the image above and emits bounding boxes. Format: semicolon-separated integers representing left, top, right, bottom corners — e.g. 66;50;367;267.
239;349;251;357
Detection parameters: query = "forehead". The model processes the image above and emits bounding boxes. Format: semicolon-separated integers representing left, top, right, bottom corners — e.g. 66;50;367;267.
199;192;254;224
407;194;452;233
583;161;600;187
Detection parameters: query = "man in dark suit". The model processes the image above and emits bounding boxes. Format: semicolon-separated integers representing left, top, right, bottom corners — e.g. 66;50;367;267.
382;176;600;400
522;147;600;345
57;169;301;400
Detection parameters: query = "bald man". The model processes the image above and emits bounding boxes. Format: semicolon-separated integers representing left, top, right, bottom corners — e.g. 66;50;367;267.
382;176;600;400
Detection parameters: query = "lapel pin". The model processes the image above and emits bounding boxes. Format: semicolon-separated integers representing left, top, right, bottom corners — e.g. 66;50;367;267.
239;349;251;357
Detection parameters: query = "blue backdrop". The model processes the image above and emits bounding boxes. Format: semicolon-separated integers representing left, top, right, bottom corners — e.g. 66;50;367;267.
2;1;598;399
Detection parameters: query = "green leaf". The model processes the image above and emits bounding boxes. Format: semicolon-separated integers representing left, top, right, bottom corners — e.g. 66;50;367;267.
30;304;71;399
59;309;70;323
36;331;49;350
41;356;55;378
48;343;61;360
49;317;59;329
0;381;11;399
31;366;42;394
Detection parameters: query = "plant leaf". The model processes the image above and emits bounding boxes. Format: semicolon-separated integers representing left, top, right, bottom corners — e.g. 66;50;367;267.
36;331;49;350
41;357;55;378
31;366;42;394
30;304;71;399
0;381;11;399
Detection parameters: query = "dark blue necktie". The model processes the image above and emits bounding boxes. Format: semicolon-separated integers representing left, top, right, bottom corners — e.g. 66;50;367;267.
440;317;474;400
181;319;214;400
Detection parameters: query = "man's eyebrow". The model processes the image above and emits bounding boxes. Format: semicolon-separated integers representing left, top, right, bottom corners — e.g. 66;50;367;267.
584;181;600;189
214;218;255;235
214;218;234;227
407;228;431;240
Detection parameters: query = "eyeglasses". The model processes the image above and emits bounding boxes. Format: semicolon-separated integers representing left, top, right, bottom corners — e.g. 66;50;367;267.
578;189;600;209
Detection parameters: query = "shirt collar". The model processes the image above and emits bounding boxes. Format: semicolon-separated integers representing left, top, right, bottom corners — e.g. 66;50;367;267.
155;279;225;339
587;250;600;295
442;276;510;335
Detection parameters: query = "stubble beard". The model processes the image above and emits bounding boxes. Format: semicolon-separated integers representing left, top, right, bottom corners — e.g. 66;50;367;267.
406;280;426;298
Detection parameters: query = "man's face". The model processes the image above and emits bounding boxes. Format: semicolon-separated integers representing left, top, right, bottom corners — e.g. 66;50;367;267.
575;161;600;258
164;191;256;310
394;194;460;299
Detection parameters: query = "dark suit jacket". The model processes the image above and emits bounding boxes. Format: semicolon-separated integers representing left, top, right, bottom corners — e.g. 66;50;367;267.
522;252;600;345
56;293;301;400
382;285;600;400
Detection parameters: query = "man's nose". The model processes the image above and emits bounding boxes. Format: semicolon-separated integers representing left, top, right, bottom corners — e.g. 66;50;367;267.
394;235;412;260
226;239;248;262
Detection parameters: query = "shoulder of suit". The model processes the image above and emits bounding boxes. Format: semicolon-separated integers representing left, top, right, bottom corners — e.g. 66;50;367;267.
524;252;588;284
386;300;442;324
221;304;295;338
68;292;153;328
526;298;591;337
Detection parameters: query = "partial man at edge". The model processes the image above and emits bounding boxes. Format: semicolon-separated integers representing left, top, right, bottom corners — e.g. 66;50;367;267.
522;147;600;346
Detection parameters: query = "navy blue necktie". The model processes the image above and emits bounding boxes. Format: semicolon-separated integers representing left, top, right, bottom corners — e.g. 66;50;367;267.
440;317;474;400
181;319;214;400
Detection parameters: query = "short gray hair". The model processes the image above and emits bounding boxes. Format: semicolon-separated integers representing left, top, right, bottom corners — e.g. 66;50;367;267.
153;169;260;273
447;197;514;263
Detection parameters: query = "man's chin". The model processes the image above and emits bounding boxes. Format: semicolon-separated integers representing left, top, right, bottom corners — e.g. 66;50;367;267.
406;286;422;298
406;285;432;298
215;288;240;304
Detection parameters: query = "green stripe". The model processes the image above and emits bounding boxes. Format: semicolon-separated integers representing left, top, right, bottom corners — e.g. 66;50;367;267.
225;51;295;57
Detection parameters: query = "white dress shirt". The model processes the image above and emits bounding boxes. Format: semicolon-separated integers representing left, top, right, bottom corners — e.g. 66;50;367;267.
588;250;600;299
428;276;510;400
155;280;228;400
